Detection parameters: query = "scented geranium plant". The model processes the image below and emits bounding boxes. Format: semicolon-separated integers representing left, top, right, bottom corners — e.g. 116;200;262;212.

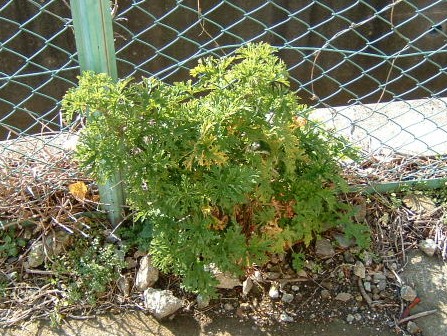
62;43;368;296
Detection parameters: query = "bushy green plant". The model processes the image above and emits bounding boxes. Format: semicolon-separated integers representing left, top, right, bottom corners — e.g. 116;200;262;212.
62;43;367;296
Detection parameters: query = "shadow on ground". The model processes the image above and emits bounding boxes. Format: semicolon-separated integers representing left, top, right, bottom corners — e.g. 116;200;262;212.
400;250;447;336
3;311;396;336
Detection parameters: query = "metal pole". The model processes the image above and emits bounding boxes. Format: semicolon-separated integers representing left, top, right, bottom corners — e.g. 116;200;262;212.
70;0;124;227
349;178;447;194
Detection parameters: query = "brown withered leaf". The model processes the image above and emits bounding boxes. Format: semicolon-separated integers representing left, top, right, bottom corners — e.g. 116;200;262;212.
68;181;88;201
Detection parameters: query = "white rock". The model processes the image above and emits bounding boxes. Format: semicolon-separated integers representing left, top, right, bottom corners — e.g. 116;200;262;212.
242;278;253;296
135;255;159;291
251;270;264;282
400;285;417;302
419;239;437;257
143;289;183;319
268;283;280;299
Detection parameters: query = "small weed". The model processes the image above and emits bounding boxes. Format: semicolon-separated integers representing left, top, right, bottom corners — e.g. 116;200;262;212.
291;252;306;272
0;227;26;259
52;236;125;306
0;278;8;298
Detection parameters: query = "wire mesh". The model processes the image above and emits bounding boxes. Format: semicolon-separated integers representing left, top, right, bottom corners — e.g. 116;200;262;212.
1;0;446;176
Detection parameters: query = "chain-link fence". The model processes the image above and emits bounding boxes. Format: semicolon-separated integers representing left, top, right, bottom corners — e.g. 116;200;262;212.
1;0;446;175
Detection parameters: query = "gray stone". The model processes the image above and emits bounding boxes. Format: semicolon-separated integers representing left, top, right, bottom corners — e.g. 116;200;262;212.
46;230;71;256
321;289;331;299
363;281;371;292
419;239;437;257
207;264;241;289
135;255;159;291
406;321;421;334
26;241;45;268
214;272;241;289
117;275;131;296
294;292;303;301
242;278;253;296
268;283;280;299
196;294;210;309
346;314;355;323
389;262;398;271
320;280;334;290
335;292;352;302
373;272;386;283
279;312;294;322
377;280;387;291
125;256;138;269
281;293;294;303
315;239;335;259
354;313;362;321
400;250;447;336
343;251;355;263
353;261;366;279
400;285;417;302
333;233;355;248
143;289;183;320
265;272;281;280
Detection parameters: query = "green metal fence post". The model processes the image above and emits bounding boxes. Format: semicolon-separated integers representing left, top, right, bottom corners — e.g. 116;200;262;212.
70;0;125;227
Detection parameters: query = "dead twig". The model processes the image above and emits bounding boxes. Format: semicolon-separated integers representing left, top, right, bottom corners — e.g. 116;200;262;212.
397;309;438;325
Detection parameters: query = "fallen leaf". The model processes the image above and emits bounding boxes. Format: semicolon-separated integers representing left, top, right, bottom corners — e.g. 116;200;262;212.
403;194;436;213
69;181;88;201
